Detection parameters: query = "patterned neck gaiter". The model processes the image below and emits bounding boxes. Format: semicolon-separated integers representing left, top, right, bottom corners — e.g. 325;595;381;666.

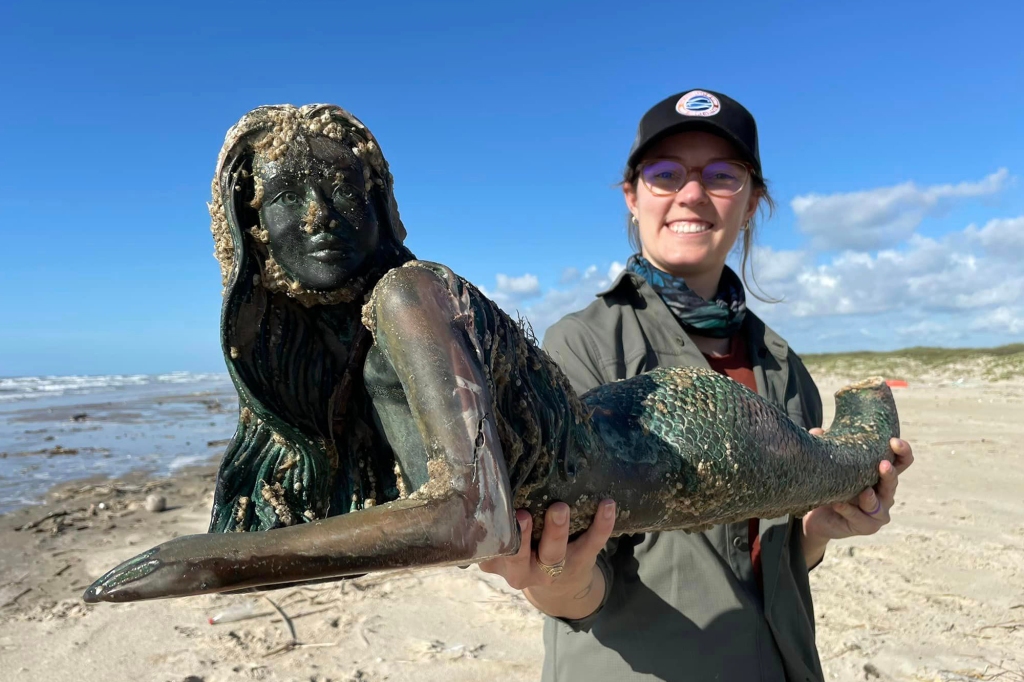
626;254;747;339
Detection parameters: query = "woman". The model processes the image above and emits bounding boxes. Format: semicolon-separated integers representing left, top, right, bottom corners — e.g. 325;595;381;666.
480;89;915;682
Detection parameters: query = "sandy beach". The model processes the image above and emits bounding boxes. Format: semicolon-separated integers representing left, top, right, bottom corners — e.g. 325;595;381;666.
1;373;1022;682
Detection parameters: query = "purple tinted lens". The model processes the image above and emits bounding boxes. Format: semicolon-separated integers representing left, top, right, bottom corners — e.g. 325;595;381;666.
701;161;747;194
641;160;686;194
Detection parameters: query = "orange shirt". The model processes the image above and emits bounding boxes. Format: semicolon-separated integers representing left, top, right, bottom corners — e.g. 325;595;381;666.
703;333;763;594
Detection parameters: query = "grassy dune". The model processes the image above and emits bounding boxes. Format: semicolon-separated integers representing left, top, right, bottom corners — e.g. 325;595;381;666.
802;343;1024;383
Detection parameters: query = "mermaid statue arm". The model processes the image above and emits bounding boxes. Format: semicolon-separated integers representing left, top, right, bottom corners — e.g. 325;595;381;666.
83;264;520;602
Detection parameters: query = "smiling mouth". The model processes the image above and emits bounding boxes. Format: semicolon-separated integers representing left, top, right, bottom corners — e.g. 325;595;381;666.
666;220;714;235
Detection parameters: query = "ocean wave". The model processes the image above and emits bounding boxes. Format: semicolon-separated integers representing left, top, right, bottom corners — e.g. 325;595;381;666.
0;372;230;403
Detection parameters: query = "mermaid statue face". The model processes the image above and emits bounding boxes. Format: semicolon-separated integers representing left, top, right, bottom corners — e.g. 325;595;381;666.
254;135;380;291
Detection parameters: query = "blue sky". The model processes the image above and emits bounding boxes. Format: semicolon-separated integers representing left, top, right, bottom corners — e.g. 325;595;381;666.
1;0;1022;377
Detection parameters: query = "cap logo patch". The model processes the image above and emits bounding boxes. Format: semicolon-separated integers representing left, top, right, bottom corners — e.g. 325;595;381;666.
676;90;721;117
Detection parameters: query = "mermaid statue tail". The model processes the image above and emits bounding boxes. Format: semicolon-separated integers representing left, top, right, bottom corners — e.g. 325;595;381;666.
518;369;897;538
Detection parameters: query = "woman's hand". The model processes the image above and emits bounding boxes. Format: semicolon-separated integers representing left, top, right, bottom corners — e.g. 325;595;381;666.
801;434;915;565
479;499;616;620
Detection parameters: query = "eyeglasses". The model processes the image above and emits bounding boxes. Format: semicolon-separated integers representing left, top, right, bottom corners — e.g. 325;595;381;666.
638;159;752;197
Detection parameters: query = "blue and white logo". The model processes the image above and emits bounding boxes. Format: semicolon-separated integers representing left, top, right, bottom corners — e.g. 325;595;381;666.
675;90;721;117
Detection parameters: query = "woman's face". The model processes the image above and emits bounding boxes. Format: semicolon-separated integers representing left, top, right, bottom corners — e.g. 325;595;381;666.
254;136;380;291
624;131;758;280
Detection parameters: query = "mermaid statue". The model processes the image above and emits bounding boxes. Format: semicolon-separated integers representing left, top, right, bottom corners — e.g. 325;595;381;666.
83;105;899;603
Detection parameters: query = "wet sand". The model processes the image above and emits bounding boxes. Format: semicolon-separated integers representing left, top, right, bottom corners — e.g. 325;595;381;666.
0;375;236;513
0;377;1021;682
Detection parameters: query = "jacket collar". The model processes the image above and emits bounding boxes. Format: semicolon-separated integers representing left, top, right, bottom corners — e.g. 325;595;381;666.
597;268;790;364
596;269;641;298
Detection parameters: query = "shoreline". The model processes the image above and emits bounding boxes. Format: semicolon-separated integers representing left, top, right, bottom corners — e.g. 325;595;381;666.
0;376;238;515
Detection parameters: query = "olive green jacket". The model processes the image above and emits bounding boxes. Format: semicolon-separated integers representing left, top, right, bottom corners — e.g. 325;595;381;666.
540;270;825;682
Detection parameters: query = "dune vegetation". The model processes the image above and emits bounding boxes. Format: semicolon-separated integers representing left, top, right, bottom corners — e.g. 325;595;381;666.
802;343;1024;384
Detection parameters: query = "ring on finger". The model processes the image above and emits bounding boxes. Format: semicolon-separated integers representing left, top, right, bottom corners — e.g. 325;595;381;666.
537;558;566;579
866;499;883;516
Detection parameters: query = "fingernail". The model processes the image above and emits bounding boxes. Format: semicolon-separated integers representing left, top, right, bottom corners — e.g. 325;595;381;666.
603;502;615;519
552;507;568;525
881;461;892;474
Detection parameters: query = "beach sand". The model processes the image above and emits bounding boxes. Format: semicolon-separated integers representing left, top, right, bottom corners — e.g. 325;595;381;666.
1;377;1021;682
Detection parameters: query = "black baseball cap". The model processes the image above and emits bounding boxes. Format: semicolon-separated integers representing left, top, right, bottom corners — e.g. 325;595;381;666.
626;89;761;176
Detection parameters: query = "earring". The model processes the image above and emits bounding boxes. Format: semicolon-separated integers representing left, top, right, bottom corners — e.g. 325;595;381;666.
630;215;639;226
741;221;749;231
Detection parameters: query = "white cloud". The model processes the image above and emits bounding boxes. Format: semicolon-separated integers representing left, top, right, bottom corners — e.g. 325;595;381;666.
559;267;580;284
969;307;1024;335
748;216;1024;348
791;169;1010;251
964;215;1024;257
494;273;540;296
482;264;617;340
746;246;809;291
754;233;1024;318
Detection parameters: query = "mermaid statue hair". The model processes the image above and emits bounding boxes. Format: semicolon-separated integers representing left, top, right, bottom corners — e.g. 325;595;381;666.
207;105;412;532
